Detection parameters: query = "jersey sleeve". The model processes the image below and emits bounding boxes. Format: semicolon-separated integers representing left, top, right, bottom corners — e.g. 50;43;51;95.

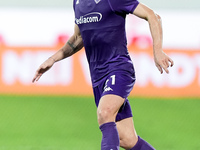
108;0;139;14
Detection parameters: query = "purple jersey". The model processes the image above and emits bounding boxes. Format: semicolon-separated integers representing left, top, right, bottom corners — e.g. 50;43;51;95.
73;0;139;87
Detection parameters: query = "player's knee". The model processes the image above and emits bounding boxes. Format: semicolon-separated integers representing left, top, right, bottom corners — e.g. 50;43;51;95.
97;107;114;125
120;135;137;149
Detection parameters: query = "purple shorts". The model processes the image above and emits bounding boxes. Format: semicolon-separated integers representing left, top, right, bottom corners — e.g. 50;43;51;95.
92;71;136;122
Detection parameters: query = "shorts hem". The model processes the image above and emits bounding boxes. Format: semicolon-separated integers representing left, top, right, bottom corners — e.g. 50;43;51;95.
116;114;133;122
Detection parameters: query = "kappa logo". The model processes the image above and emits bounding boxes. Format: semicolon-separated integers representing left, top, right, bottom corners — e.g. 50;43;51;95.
94;0;101;4
76;0;101;4
104;87;113;92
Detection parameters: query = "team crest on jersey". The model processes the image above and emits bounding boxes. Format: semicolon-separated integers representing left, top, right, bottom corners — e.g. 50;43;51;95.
94;0;101;4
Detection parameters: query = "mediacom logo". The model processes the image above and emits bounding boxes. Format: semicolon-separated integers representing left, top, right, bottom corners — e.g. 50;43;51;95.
75;12;102;24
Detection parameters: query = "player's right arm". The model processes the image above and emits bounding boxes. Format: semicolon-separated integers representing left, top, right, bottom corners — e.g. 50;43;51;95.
32;24;83;83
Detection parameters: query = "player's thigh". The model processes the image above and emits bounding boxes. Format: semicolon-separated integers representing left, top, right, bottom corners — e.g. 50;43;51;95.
97;94;125;124
116;117;138;149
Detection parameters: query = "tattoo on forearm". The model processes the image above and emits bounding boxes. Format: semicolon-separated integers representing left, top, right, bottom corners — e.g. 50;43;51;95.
67;41;76;51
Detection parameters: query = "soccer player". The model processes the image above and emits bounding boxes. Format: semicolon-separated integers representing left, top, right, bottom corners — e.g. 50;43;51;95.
32;0;174;149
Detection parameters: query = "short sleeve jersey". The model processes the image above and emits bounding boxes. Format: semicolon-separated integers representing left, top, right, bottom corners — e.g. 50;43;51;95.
73;0;139;87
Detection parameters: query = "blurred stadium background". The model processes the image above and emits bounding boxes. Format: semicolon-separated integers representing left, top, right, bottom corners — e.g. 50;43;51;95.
0;0;200;150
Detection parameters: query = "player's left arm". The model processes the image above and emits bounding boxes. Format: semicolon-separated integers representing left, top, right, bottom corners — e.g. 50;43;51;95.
132;3;174;74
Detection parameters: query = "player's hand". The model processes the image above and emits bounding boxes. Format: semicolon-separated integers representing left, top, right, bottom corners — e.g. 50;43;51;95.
32;57;55;83
154;51;174;74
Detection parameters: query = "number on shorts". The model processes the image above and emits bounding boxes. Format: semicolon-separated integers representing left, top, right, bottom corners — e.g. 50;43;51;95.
110;75;115;85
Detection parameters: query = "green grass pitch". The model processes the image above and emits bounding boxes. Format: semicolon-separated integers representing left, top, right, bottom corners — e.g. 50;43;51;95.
0;95;199;150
